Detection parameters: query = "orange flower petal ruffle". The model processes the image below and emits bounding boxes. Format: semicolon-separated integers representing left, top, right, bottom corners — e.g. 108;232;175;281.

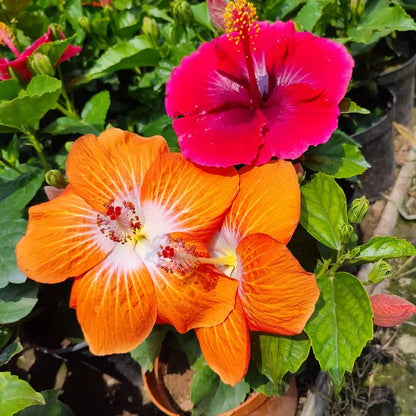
237;233;319;335
16;186;114;283
223;160;300;244
196;297;250;386
140;152;239;243
66;128;168;213
70;244;157;355
143;233;238;333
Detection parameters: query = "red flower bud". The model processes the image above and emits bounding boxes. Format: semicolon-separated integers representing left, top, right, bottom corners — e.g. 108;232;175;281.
370;294;416;327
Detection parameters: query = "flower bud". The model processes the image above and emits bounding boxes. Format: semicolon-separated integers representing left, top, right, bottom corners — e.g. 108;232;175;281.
142;17;159;41
348;196;369;224
65;141;74;152
339;223;354;244
78;16;91;33
172;0;194;25
293;163;305;184
28;53;55;77
368;260;392;284
371;294;416;327
45;170;67;189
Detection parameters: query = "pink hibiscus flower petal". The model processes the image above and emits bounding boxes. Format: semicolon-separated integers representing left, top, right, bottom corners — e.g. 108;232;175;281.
174;107;266;167
9;56;32;79
59;44;82;63
22;27;52;57
166;36;250;118
271;25;353;102
0;58;11;80
255;83;340;162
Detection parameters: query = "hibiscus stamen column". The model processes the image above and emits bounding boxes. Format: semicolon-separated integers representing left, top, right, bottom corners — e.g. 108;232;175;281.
224;0;262;109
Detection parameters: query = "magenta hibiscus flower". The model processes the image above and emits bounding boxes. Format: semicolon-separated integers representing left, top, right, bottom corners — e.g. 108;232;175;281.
165;0;354;167
0;24;81;81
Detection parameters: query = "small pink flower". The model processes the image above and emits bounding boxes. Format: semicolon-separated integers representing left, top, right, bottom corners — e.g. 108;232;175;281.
0;24;81;81
166;1;353;167
207;0;227;30
371;294;416;327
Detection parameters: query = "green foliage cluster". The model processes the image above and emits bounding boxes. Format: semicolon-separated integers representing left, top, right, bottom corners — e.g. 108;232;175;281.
0;0;415;414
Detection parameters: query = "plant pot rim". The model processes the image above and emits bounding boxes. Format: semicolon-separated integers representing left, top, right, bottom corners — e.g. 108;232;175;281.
378;52;416;81
351;86;395;145
142;355;297;416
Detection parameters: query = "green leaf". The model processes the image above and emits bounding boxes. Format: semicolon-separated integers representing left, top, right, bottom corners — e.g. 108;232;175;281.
252;333;310;387
0;75;61;130
348;0;416;46
0;328;12;349
339;98;371;114
300;173;348;250
191;364;250;416
130;326;169;372
81;36;160;84
0;168;44;212
34;37;74;66
81;91;110;127
47;90;111;135
0;340;23;366
303;130;370;178
15;389;74;416
0;281;39;324
44;117;101;136
346;236;416;264
0;210;28;288
191;2;214;31
305;272;373;387
141;115;178;151
0;80;20;101
295;0;334;32
263;0;305;21
243;362;288;396
0;372;45;416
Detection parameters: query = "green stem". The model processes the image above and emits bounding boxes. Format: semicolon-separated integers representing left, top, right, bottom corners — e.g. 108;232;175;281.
23;130;50;171
57;66;79;118
55;101;79;118
316;257;333;278
0;154;23;174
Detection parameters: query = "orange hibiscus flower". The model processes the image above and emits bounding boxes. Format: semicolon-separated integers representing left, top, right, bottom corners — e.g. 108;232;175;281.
196;160;320;385
16;128;239;355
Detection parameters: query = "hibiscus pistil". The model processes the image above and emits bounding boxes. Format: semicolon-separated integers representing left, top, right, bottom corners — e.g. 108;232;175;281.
224;0;262;109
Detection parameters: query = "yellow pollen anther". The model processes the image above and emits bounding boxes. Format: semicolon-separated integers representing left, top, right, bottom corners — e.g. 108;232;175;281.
224;0;259;44
0;23;14;46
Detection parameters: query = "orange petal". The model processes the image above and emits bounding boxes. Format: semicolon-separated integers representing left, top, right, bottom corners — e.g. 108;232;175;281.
70;244;157;355
224;160;300;244
237;233;319;335
16;186;113;283
196;297;250;386
140;152;238;243
66;128;168;213
142;233;238;333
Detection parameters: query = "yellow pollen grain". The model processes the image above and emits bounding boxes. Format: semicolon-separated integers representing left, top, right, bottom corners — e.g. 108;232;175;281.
224;0;259;44
0;23;14;46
